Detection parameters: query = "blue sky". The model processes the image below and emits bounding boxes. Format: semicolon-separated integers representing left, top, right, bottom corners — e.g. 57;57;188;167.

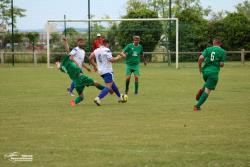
14;0;245;30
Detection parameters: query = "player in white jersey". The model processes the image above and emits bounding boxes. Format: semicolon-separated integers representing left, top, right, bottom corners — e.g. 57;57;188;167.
89;39;124;106
63;37;91;96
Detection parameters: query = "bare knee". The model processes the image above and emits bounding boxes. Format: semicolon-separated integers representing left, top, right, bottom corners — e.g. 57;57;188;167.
126;76;131;80
205;88;211;95
134;76;139;82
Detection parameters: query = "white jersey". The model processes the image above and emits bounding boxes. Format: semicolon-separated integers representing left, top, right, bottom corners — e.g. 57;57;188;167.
69;46;85;67
94;46;113;75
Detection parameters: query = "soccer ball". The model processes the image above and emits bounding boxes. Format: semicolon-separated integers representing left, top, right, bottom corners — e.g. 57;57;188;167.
121;94;128;103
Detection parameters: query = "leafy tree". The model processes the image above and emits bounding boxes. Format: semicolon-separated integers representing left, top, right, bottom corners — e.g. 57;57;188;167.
63;27;80;38
118;9;162;53
126;0;147;12
174;8;209;52
210;10;227;21
26;32;39;43
50;32;60;46
147;0;169;17
146;0;211;52
174;0;210;17
236;0;250;20
106;23;121;52
3;32;24;48
26;32;39;51
0;0;26;28
222;13;250;50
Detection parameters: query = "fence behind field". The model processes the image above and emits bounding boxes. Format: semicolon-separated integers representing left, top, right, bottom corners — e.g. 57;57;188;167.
0;49;249;65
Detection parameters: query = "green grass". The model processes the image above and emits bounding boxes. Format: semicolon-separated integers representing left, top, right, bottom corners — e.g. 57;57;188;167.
0;62;250;167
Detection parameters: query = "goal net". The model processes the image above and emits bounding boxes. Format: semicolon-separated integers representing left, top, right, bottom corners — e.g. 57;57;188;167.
46;18;179;68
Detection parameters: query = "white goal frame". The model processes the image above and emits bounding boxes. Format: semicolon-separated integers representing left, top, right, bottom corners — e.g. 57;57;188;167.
46;18;179;69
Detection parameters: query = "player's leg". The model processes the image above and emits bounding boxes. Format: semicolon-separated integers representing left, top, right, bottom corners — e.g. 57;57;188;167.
134;75;139;94
79;73;105;91
195;86;205;101
133;65;140;95
70;85;85;106
93;82;105;90
111;82;121;98
125;75;131;94
125;64;132;94
194;73;218;112
94;73;114;106
195;73;207;100
67;81;75;96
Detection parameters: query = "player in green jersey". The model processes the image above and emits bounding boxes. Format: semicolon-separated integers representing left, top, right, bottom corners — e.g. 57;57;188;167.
120;36;147;95
55;54;105;106
194;38;226;112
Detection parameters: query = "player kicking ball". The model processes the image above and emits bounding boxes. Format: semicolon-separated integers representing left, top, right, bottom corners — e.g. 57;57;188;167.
89;39;125;106
194;38;226;112
55;53;106;106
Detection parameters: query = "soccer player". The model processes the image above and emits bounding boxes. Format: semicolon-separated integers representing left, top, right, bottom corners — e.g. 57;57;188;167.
194;38;226;112
120;36;147;95
55;53;105;106
91;33;103;52
63;37;91;96
89;39;124;106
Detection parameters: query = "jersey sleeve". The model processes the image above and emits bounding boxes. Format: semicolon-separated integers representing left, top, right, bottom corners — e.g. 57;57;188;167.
123;44;129;53
220;50;226;62
93;49;97;55
201;48;208;58
69;48;77;56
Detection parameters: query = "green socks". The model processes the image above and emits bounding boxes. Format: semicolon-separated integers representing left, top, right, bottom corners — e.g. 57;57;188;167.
96;84;105;90
125;79;130;93
196;92;208;108
135;81;139;94
75;96;83;104
125;79;139;94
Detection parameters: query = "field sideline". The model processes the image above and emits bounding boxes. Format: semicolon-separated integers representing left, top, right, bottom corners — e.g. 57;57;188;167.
0;62;250;167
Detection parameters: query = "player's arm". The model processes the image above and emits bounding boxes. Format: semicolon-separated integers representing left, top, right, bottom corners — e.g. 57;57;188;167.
109;54;122;63
82;64;91;72
220;51;226;67
62;37;70;53
88;52;98;72
120;51;126;58
198;55;204;73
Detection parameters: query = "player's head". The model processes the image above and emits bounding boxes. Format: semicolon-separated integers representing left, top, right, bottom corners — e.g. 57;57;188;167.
133;35;140;46
213;38;222;46
77;38;86;49
102;39;110;47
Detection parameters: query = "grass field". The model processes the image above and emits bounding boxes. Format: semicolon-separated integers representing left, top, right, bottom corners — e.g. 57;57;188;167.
0;62;250;167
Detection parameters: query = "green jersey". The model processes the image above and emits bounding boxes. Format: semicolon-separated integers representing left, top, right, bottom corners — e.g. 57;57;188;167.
202;46;226;73
60;54;82;81
123;43;143;66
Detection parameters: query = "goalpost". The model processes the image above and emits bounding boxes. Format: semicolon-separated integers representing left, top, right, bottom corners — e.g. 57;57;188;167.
46;18;179;69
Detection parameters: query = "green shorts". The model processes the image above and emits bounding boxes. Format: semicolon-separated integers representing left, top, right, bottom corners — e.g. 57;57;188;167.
202;72;219;90
74;74;94;95
126;64;140;76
